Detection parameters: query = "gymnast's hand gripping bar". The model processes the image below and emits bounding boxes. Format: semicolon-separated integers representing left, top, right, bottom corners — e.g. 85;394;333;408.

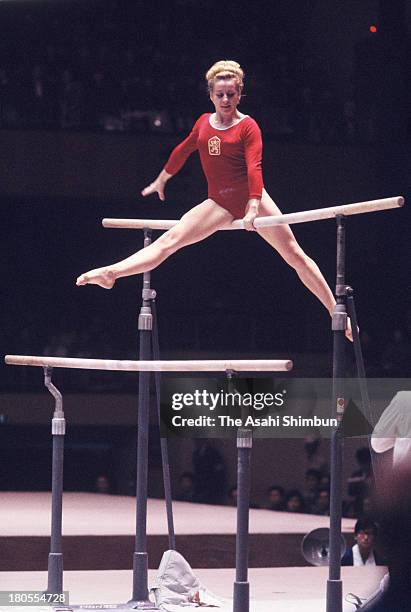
102;196;404;231
5;355;293;372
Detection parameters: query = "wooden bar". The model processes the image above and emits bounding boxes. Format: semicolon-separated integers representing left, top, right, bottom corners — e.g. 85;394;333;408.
4;355;293;372
102;196;404;231
103;218;177;230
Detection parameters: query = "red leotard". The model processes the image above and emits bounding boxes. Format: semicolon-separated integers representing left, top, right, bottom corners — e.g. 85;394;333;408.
164;113;264;219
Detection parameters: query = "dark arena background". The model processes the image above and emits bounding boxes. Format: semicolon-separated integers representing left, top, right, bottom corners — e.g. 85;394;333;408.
0;1;410;610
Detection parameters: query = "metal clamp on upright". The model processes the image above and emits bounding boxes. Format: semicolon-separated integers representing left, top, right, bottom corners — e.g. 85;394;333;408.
331;303;347;332
142;288;157;301
138;306;153;331
44;367;66;436
236;427;253;449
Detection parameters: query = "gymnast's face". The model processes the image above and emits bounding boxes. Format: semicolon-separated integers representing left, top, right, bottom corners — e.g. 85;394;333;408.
210;78;241;118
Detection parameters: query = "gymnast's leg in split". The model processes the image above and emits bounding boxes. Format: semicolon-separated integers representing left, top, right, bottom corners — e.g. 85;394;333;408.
76;199;233;288
257;189;337;316
76;193;350;337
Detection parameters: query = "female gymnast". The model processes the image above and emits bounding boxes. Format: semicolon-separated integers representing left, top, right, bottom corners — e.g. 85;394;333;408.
76;60;351;340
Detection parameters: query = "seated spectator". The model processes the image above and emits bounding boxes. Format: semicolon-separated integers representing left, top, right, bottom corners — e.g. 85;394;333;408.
94;474;111;494
312;486;330;516
285;489;305;513
347;446;374;500
175;472;195;502
266;485;285;511
320;472;330;489
228;485;259;508
341;518;385;566
344;492;375;519
193;440;226;505
227;485;237;507
303;468;321;513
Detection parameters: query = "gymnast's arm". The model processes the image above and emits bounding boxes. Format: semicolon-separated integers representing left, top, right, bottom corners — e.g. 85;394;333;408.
242;119;264;231
141;117;202;201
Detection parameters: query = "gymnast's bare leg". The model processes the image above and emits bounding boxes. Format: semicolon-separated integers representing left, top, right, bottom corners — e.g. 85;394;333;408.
255;189;352;339
76;199;233;288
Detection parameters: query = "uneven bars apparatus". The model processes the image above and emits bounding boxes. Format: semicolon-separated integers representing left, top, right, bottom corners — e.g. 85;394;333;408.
102;193;405;612
102;196;404;231
5;194;404;612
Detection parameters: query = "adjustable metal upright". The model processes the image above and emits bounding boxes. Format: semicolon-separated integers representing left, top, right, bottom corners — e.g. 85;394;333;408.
326;216;347;612
326;215;379;612
43;366;65;597
232;372;252;612
130;228;174;609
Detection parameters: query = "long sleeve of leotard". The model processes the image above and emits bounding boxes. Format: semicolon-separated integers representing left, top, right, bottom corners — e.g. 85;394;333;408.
242;119;263;200
164;116;203;176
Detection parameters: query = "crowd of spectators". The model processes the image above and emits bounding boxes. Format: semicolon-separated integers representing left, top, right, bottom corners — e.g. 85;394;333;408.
241;446;375;520
0;0;388;143
175;440;380;522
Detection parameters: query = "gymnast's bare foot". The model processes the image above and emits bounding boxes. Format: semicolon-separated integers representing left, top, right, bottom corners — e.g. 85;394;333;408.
76;267;116;289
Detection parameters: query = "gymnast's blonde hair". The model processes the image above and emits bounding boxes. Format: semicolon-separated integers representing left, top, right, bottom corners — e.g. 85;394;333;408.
206;60;244;93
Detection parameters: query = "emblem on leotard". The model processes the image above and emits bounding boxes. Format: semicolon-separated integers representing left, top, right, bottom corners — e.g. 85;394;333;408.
208;136;221;156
